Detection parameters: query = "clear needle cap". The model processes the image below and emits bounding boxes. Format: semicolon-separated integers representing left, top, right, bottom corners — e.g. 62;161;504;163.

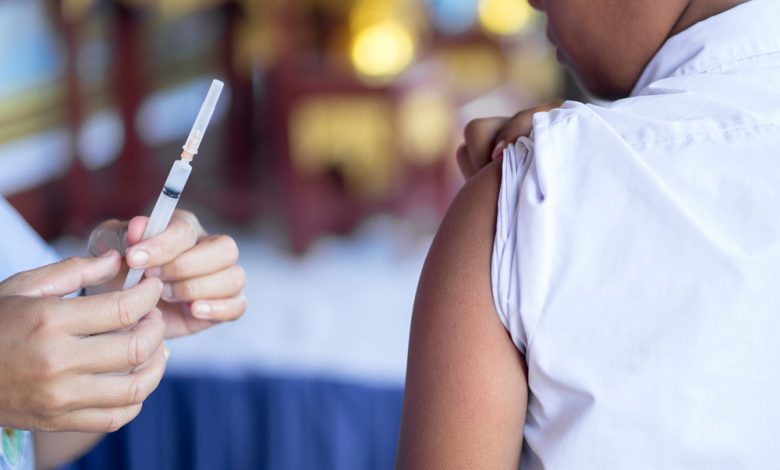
182;79;224;156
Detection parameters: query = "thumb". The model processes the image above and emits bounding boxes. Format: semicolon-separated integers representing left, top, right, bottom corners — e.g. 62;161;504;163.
493;100;564;150
0;251;122;298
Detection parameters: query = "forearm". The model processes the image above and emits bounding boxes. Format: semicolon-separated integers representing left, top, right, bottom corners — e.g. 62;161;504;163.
34;432;104;469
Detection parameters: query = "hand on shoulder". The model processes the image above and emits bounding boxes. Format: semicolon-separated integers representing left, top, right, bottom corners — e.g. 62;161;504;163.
457;100;562;179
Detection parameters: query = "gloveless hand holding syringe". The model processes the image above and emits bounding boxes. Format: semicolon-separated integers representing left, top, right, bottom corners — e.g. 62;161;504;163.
123;79;224;289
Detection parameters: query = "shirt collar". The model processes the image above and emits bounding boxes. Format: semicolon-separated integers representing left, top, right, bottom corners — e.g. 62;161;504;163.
631;0;780;96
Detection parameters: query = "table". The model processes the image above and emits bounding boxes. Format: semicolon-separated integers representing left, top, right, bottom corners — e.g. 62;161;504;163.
62;374;403;470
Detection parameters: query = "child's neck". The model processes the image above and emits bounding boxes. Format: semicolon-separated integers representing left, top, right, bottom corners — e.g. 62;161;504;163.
671;0;749;36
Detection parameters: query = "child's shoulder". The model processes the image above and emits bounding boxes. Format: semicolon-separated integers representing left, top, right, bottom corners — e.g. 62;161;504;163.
533;79;779;157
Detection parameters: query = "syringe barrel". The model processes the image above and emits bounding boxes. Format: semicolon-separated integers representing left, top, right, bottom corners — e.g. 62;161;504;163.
123;160;192;289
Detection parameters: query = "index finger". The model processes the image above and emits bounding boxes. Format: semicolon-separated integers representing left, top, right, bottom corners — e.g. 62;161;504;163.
125;211;206;271
0;252;122;298
493;101;564;147
58;277;164;335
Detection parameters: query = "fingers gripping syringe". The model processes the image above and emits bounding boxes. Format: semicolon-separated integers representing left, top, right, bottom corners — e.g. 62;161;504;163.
123;79;224;289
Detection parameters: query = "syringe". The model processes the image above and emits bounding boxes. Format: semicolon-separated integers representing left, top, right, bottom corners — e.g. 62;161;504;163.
123;79;224;289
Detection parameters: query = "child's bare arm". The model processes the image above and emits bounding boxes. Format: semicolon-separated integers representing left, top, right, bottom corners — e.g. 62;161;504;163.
397;159;527;469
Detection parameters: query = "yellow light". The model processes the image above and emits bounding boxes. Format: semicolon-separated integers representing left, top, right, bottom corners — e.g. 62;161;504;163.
350;0;398;33
289;96;395;200
351;21;415;79
62;0;96;20
398;90;453;165
478;0;535;36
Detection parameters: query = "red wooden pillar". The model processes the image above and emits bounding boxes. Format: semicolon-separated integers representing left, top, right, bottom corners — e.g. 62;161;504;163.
222;1;253;189
57;8;96;236
111;3;151;218
206;1;260;223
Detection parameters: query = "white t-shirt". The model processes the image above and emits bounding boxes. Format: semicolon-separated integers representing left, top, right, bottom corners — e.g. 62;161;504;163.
0;197;59;470
492;1;780;468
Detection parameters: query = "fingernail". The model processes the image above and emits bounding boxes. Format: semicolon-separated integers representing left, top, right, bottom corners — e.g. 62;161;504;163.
130;249;150;267
491;140;507;160
100;250;116;258
192;303;213;319
145;267;162;278
163;344;170;360
161;283;174;301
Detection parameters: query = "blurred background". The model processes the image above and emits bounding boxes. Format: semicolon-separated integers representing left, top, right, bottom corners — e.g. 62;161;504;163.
0;0;569;468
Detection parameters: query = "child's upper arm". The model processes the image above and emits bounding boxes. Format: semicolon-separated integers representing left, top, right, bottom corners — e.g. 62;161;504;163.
396;159;528;469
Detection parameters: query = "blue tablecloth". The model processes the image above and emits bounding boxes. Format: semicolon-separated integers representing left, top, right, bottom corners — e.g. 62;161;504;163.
61;374;403;470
